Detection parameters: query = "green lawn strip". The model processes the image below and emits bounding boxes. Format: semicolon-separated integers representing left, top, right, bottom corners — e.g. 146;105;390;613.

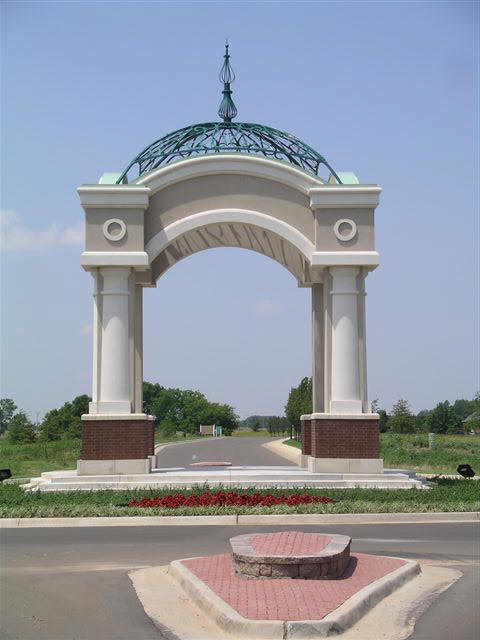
1;480;478;518
154;433;204;445
0;439;81;479
232;430;272;437
284;439;301;449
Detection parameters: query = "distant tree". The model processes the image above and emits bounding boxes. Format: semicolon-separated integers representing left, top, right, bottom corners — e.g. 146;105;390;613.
7;411;36;444
251;419;261;432
370;399;389;432
266;416;288;436
150;387;183;433
387;399;415;433
143;382;165;416
415;409;429;432
0;398;17;435
285;377;312;437
71;394;90;417
452;397;477;421
198;400;238;436
378;410;389;433
425;401;463;434
39;395;91;440
142;381;238;436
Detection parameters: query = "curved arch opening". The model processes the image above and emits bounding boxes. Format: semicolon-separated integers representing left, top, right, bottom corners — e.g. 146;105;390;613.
143;247;311;419
147;208;315;283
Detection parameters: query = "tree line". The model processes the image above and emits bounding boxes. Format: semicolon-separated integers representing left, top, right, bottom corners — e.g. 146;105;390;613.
242;415;290;435
0;395;90;444
283;377;480;435
142;382;238;436
0;382;239;444
2;377;478;445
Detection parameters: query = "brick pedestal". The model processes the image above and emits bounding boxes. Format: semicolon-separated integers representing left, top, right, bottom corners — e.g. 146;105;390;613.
301;419;312;455
310;418;379;459
300;414;382;474
81;418;154;460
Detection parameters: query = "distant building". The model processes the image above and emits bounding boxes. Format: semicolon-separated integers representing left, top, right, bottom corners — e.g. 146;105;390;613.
199;424;222;437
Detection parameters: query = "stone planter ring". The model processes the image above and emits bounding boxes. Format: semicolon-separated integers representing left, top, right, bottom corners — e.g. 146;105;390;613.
230;531;351;580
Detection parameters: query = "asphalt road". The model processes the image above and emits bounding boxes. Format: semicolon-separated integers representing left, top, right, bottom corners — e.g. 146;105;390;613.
156;436;293;467
2;522;478;640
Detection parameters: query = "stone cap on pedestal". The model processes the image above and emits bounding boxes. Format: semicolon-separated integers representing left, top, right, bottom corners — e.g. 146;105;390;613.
230;531;351;579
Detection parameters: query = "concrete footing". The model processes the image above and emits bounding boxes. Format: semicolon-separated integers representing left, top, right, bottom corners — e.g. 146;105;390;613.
307;457;384;474
23;465;428;491
77;457;154;475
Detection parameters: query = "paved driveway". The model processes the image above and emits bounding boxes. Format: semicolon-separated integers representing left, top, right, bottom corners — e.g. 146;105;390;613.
156;436;293;467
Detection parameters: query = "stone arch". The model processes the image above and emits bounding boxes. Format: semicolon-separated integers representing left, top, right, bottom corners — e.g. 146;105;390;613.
77;153;383;476
146;208;315;283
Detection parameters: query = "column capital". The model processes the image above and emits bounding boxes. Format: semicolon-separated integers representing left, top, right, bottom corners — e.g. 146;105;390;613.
100;265;132;278
330;265;359;278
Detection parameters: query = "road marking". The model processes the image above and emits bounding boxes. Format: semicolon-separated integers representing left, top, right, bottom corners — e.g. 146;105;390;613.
2;563;153;575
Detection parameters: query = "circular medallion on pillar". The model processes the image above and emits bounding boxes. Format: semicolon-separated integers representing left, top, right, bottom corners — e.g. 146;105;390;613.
103;218;127;242
333;218;357;242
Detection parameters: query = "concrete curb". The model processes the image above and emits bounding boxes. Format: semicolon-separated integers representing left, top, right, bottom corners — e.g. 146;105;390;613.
1;511;478;528
169;555;421;638
262;438;301;463
169;558;284;638
154;436;217;455
287;560;420;638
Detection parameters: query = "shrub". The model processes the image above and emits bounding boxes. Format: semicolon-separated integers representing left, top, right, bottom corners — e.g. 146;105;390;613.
6;412;36;444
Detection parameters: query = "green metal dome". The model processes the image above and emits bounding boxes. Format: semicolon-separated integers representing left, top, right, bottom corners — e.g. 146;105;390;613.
117;44;341;185
117;121;341;184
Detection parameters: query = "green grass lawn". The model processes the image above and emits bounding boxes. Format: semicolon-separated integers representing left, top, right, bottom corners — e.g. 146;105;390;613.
0;439;81;479
285;433;480;475
0;479;478;518
232;429;272;437
154;432;203;445
0;434;203;479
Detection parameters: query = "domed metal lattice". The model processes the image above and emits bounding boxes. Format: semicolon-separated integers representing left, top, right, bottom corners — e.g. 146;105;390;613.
116;43;341;184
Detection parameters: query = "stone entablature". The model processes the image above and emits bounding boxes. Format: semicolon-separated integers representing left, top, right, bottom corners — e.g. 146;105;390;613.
230;531;351;580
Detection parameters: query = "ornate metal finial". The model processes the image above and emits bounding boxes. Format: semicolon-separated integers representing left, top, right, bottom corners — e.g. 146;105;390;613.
218;40;237;123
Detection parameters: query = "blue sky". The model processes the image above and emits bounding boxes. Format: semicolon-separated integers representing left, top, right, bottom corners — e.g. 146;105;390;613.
1;0;478;421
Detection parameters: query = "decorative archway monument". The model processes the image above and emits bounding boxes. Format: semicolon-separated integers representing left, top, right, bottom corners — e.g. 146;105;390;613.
78;154;382;477
30;46;422;491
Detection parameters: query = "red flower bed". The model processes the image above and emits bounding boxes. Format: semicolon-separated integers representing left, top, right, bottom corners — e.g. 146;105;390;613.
127;491;336;509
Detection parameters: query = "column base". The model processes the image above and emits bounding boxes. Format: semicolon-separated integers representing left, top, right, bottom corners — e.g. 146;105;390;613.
307;457;383;474
81;414;155;471
300;454;309;468
89;400;132;414
77;457;154;475
301;413;380;462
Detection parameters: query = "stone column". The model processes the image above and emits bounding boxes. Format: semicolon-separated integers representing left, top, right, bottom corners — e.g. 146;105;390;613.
90;269;101;410
311;283;324;414
357;269;369;412
330;266;362;414
98;266;131;414
133;284;144;413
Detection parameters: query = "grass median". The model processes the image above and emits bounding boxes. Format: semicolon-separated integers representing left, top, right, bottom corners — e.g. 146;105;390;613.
1;479;478;518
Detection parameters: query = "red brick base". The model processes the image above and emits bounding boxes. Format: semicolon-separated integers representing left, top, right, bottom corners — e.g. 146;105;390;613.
81;419;154;460
301;420;312;456
301;417;379;459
